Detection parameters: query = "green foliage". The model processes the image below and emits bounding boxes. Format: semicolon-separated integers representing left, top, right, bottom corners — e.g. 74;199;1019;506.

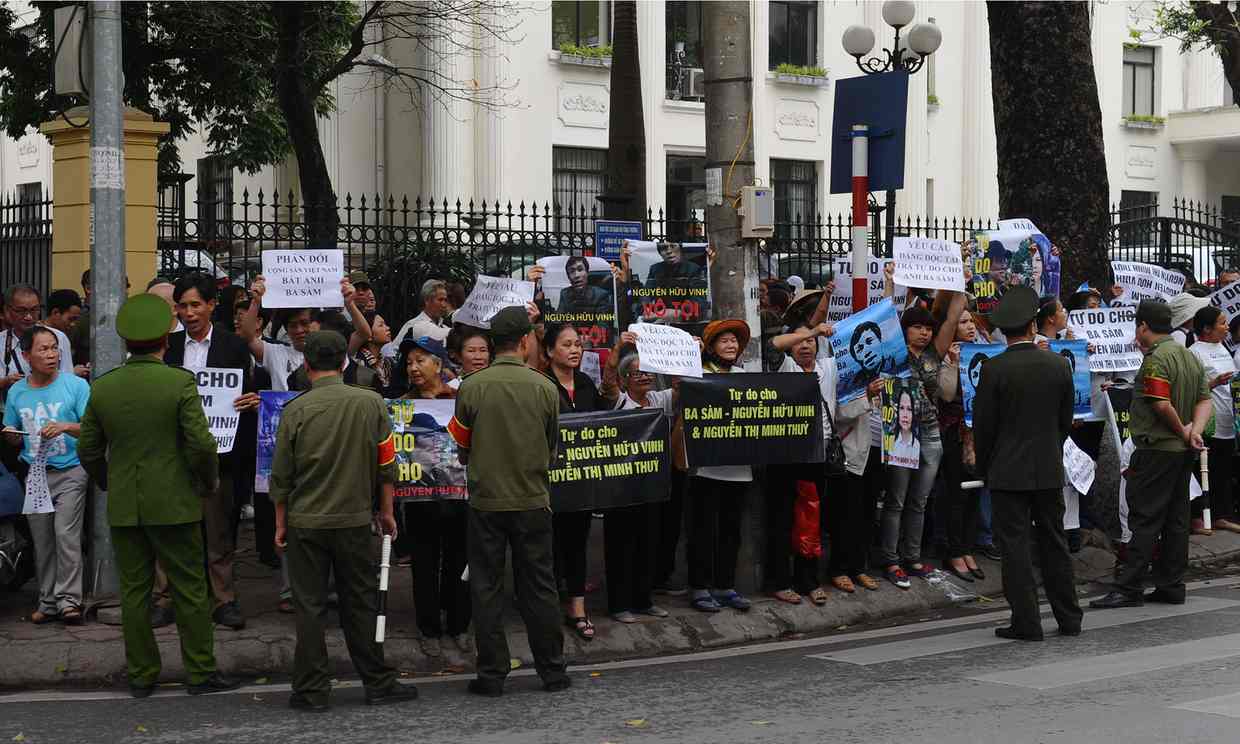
366;238;481;323
0;1;356;176
1149;1;1214;53
927;94;941;105
1123;113;1167;124
558;42;613;58
774;63;828;78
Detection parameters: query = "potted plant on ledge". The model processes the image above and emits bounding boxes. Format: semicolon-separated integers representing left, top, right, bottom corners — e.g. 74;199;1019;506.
772;63;830;87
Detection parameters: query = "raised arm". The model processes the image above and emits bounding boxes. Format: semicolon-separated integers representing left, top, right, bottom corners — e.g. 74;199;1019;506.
932;290;967;358
239;276;267;361
342;278;372;354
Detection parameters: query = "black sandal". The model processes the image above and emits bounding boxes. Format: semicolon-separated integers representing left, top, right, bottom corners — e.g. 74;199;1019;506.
565;616;595;642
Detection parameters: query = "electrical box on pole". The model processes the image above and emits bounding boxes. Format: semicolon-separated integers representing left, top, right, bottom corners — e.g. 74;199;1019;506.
739;186;774;238
53;5;90;97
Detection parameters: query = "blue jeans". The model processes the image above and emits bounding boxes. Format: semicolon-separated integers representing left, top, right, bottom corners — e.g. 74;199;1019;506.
881;434;944;566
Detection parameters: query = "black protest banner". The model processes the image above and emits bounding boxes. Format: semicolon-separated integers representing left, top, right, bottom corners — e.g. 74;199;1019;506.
549;408;670;512
1106;385;1132;450
679;372;824;467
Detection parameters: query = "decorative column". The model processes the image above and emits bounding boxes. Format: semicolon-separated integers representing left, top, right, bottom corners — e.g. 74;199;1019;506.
420;27;471;206
473;8;505;205
40;106;168;294
1175;142;1214;205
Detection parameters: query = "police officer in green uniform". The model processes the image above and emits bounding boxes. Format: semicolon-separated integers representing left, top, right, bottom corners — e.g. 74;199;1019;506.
1092;300;1212;609
449;305;570;697
78;293;238;698
271;331;418;711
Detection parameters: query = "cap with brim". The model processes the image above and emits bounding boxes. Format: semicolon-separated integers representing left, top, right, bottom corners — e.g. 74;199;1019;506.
783;288;825;326
489;305;532;337
347;270;371;288
116;293;174;342
404;335;448;362
1168;292;1210;329
702;319;751;351
989;285;1039;329
1137;300;1173;334
303;330;347;368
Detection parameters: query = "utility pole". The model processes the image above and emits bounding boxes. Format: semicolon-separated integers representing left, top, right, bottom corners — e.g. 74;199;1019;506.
702;1;761;366
87;1;126;599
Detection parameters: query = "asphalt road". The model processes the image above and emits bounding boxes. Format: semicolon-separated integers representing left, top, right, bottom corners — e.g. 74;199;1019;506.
7;576;1240;744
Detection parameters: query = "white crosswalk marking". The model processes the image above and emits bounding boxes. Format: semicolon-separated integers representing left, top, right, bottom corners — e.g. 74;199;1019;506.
1172;691;1240;719
972;633;1240;690
808;597;1240;666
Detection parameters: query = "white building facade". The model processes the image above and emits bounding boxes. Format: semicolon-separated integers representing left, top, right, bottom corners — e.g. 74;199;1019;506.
2;1;1238;231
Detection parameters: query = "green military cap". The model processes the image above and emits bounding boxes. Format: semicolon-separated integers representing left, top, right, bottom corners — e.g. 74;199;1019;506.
347;270;371;288
115;293;174;342
303;330;347;369
490;305;532;336
990;285;1039;329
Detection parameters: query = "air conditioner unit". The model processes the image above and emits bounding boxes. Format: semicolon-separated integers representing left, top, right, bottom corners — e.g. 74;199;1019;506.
687;68;707;99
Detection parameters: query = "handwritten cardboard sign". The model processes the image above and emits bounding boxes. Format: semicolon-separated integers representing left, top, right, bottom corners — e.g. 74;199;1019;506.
261;249;344;308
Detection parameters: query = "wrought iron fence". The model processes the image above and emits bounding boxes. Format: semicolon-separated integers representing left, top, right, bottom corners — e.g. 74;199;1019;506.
0;189;52;302
1108;197;1240;285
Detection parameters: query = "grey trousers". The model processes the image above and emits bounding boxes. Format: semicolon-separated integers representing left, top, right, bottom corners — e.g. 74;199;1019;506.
29;465;88;613
881;435;944;566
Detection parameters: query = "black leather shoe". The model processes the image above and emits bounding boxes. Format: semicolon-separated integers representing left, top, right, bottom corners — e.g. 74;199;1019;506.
1058;626;1082;637
1145;589;1186;605
543;676;572;693
187;673;241;695
149;605;175;629
969;566;986;581
129;683;155;699
212;602;246;630
467;678;503;698
288;692;330;712
995;626;1043;642
1089;591;1144;610
365;681;419;706
945;564;975;583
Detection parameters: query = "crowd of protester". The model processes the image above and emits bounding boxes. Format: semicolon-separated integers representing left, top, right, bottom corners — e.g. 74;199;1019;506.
4;247;1239;665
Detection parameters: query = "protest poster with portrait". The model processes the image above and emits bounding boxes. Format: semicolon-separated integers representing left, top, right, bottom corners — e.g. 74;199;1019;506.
958;343;1006;426
970;223;1061;315
386;398;467;501
255;391;299;492
679;372;824;467
549;408;669;512
188;367;244;454
452;275;536;329
1050;339;1092;419
537;255;618;349
880;376;920;469
1110;261;1185;305
1067;306;1141;373
625;240;710;326
824;254;889;323
260;249;344;308
829;298;908;403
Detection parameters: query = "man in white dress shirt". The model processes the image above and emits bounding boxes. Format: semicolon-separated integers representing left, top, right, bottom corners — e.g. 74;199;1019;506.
389;279;451;356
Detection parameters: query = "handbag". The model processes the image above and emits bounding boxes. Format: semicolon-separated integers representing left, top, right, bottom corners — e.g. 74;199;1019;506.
821;398;847;476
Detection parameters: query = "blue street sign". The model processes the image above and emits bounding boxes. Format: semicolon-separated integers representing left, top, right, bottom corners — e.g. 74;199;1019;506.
829;71;910;194
595;220;643;261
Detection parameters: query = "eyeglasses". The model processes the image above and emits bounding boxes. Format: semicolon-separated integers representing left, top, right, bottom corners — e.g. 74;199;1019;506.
8;305;40;318
623;369;653;379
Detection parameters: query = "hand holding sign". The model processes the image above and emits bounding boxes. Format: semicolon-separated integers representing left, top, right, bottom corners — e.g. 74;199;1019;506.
260;249;345;308
629;323;703;378
893;237;966;292
454;276;537;329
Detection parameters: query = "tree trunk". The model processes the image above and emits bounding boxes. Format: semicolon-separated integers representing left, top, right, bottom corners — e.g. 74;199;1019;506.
273;2;339;248
602;1;646;223
988;1;1111;294
702;2;760;358
1193;1;1240;105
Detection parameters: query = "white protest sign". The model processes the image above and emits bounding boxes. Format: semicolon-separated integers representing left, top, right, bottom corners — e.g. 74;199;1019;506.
1210;281;1240;324
1111;261;1185;305
579;350;602;387
1063;438;1096;496
260;249;344;308
1067;306;1141;373
893;237;966;292
996;218;1040;233
453;275;536;329
630;323;703;378
825;254;887;323
189;367;244;454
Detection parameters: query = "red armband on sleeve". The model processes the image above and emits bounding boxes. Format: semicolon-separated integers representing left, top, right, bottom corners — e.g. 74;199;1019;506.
1142;376;1171;400
448;416;471;449
377;433;396;466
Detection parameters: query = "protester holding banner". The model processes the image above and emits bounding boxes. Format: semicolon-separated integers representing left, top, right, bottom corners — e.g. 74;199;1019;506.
1035;296;1071;345
934;306;985;583
1168;292;1211;348
880;289;966;589
1;325;90;625
541;323;615;640
686;319;754;613
1188;306;1240;534
392;279;453;350
446;326;494;390
825;375;885;594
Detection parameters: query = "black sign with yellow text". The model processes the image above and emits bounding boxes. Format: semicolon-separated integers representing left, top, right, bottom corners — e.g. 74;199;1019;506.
549;408;670;512
680;373;824;467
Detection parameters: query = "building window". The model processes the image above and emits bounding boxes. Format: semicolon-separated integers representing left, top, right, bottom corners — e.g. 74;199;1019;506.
772;159;818;224
769;1;817;70
666;155;705;240
552;146;607;233
196;155;234;241
666;2;706;101
16;182;41;228
552;0;610;50
1118;189;1158;251
1123;46;1155;117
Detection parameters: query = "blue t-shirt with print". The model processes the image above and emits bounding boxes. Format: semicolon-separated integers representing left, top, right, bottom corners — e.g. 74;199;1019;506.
2;373;91;469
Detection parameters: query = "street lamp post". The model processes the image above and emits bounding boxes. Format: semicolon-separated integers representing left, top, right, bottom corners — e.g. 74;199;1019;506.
841;1;941;275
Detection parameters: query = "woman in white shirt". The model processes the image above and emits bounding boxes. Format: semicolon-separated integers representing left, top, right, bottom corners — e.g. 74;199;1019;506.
1191;306;1240;533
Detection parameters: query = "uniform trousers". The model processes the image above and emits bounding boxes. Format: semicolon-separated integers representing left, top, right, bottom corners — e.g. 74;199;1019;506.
29;465;88;614
467;507;567;686
286;525;395;700
991;488;1082;635
406;500;471;638
1117;449;1194;600
111;522;216;687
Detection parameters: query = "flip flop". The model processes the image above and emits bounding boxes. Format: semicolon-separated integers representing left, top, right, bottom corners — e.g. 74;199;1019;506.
809;588;830;606
29;610;56;625
60;607;84;625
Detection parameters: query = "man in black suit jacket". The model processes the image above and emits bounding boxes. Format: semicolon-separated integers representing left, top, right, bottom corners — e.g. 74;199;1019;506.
164;273;260;631
974;285;1083;641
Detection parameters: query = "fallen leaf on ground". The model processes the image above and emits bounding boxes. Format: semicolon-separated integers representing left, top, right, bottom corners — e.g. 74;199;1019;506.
53;665;65;675
254;677;269;685
509;659;522;670
834;625;848;631
589;672;602;678
13;734;26;742
624;719;647;728
135;725;148;733
751;721;772;726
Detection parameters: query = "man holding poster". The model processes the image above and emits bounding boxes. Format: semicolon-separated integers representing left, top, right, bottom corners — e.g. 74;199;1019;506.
537;256;619;349
621;240;710;326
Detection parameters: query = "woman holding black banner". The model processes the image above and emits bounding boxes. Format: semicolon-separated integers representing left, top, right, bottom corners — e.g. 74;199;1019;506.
1189;306;1240;534
446;326;493;390
934;306;985;582
685;319;754;613
542;323;615;641
389;336;472;663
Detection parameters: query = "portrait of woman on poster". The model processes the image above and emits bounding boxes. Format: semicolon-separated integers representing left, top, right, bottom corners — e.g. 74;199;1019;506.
890;388;920;464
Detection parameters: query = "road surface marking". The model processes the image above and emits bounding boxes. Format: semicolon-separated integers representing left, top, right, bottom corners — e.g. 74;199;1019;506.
1172;691;1240;718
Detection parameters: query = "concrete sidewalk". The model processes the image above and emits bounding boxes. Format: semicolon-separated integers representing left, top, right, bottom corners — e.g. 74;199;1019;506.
2;525;1238;690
